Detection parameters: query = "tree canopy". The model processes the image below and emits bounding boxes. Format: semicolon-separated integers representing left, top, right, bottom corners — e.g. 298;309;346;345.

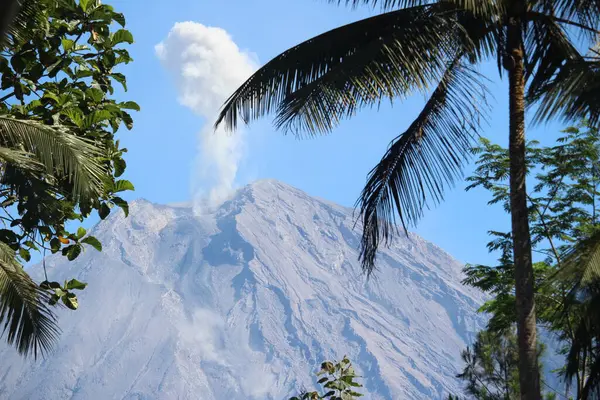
0;0;137;358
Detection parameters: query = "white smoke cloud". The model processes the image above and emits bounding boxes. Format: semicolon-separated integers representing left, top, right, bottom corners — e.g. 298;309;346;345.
155;22;257;211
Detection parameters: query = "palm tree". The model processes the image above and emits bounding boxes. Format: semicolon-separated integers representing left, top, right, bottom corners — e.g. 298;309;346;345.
214;1;600;398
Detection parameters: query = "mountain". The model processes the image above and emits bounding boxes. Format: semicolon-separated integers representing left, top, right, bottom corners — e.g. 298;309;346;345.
0;179;487;399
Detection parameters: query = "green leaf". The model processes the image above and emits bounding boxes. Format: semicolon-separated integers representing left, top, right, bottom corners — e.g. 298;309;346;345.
48;293;60;306
40;281;61;290
79;0;91;12
81;236;102;251
62;108;84;128
318;377;329;384
62;39;74;52
113;179;134;193
76;227;86;239
118;101;140;111
62;292;79;310
10;55;25;74
110;73;127;91
111;29;134;46
50;238;61;253
114;158;126;177
98;202;110;219
67;244;82;261
113;12;126;27
85;88;105;103
112;196;129;217
121;111;133;129
65;279;87;290
18;248;30;262
83;110;112;128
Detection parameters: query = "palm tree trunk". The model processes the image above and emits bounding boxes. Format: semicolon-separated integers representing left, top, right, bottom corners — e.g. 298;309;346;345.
506;3;542;399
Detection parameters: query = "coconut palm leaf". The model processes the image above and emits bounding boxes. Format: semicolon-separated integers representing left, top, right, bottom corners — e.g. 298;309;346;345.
215;4;492;135
549;0;600;33
0;242;59;358
0;147;44;174
0;116;107;199
356;59;490;272
329;0;504;18
528;57;600;126
525;12;582;93
555;229;600;292
0;0;46;48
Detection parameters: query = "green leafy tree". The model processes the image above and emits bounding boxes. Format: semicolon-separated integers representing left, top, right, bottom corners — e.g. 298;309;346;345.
453;328;557;400
214;2;600;398
0;0;137;358
289;356;364;400
457;329;521;400
551;230;600;399
463;123;600;398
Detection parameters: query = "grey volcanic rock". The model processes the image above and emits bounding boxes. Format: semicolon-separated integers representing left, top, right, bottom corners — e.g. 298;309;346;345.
0;180;485;399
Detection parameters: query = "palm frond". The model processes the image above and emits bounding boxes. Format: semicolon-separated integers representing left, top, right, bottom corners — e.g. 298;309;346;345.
555;229;600;291
0;147;44;174
0;242;59;358
525;12;583;96
325;0;431;10
529;56;600;131
0;0;46;48
325;0;503;17
215;4;491;134
0;116;107;199
356;59;490;273
547;0;600;36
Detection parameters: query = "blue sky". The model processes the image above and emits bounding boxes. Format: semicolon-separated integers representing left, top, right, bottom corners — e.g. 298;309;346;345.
101;0;569;267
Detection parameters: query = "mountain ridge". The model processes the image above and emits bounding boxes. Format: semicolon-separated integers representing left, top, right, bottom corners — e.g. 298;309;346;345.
0;179;486;399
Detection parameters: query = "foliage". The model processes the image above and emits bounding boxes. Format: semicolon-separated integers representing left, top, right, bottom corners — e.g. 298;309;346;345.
214;1;600;274
453;329;557;400
214;5;600;394
0;0;137;358
461;123;600;398
289;356;363;400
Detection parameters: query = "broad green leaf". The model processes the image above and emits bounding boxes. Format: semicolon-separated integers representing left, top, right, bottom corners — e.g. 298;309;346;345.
111;29;134;46
118;101;140;111
112;196;129;217
81;236;102;251
113;12;126;27
48;293;60;306
85;88;105;103
62;293;79;310
114;158;126;177
79;0;91;12
18;248;30;262
65;279;87;290
67;244;82;261
98;202;111;219
62;108;84;128
113;179;134;193
110;73;127;91
62;39;74;52
50;238;61;253
40;281;61;290
76;227;86;239
121;111;133;129
83;110;112;129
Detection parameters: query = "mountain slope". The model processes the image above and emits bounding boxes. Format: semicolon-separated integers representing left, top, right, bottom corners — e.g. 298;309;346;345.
0;179;485;399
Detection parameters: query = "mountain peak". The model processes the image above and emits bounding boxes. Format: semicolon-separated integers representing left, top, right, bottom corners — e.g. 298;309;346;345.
1;179;487;399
